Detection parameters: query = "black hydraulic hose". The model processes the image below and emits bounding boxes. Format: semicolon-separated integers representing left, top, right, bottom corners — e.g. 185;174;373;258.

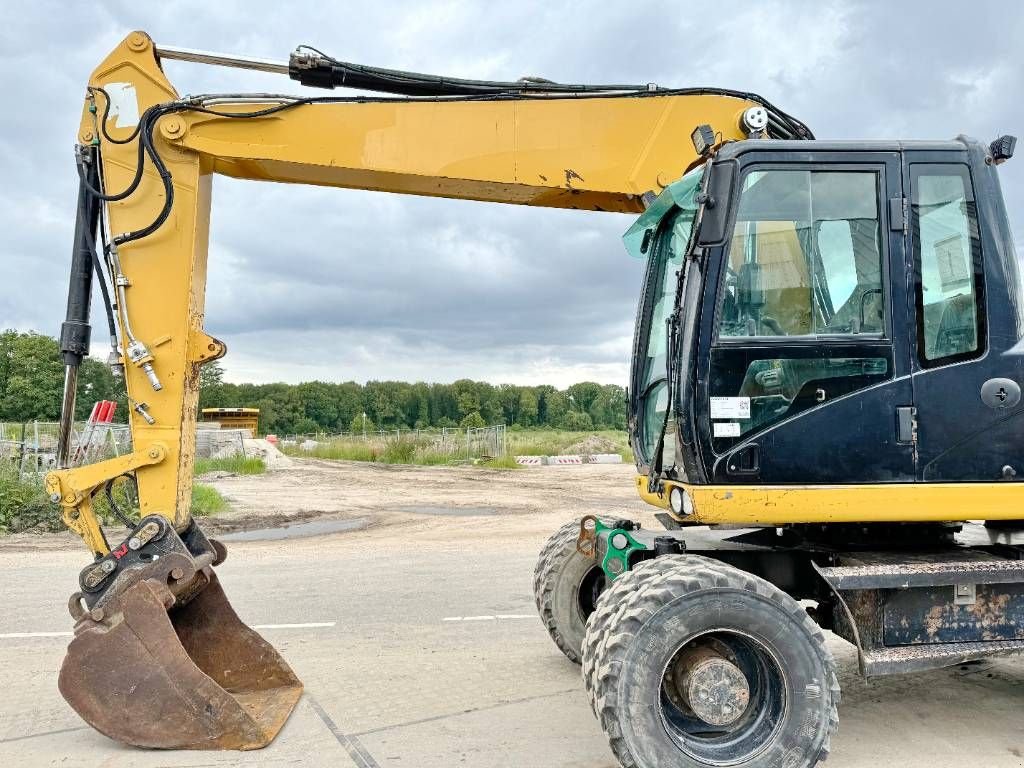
78;192;117;340
88;86;144;145
291;45;655;96
75;127;146;202
111;113;174;246
104;478;137;527
288;47;814;139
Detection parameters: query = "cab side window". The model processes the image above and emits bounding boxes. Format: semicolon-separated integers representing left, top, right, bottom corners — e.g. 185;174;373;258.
911;164;985;365
718;170;885;339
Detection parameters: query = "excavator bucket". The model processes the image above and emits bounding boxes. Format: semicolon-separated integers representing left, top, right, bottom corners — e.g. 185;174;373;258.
58;568;303;750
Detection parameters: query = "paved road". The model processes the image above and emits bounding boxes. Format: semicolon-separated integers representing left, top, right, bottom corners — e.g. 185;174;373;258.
1;523;1023;767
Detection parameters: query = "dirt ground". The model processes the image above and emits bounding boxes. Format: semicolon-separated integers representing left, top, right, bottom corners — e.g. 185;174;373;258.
3;458;658;552
2;458;1023;767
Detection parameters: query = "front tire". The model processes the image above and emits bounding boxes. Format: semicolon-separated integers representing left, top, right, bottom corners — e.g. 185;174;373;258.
533;519;607;663
586;557;840;768
582;555;703;711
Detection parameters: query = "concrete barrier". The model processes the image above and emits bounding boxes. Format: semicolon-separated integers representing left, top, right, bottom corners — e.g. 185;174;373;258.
514;453;624;467
514;455;545;466
548;455;584;465
590;453;623;464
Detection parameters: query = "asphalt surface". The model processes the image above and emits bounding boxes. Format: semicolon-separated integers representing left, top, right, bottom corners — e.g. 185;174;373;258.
1;466;1023;766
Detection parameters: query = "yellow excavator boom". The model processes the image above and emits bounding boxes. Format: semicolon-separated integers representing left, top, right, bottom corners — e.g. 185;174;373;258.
51;30;787;552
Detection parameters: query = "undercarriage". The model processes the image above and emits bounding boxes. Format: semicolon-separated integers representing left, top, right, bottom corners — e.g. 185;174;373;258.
534;516;1024;767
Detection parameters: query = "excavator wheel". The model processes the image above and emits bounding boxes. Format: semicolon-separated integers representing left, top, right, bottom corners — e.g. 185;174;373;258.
581;555;716;713
533;518;609;663
585;557;839;768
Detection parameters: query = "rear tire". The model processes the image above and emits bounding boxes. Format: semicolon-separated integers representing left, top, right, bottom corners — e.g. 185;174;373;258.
533;519;607;663
585;557;840;768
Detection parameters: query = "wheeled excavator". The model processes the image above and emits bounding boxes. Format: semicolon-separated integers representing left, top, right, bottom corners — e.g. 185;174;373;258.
48;31;1023;768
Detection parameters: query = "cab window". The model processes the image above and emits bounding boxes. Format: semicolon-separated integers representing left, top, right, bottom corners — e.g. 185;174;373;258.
910;164;984;365
717;170;885;339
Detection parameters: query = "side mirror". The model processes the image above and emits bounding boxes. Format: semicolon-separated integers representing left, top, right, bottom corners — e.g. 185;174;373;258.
697;162;735;246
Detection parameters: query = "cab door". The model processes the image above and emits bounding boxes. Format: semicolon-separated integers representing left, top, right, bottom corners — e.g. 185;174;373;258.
905;154;1024;481
696;153;916;484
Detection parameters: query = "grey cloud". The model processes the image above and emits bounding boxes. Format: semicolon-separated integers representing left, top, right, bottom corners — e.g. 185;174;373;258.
2;1;1023;388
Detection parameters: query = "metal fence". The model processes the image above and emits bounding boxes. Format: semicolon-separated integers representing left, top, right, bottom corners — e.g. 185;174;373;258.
195;425;252;459
0;421;132;480
466;425;506;458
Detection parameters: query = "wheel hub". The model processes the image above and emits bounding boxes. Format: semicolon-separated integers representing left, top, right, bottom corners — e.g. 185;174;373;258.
667;641;751;727
679;655;750;726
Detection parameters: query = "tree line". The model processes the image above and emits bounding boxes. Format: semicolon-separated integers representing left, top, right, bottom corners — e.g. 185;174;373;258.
0;331;627;434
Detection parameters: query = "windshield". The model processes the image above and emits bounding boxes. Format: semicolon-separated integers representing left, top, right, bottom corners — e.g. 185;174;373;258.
624;167;704;464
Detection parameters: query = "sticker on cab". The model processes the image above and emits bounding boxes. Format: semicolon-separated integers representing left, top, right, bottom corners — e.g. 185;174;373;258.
713;422;741;437
709;397;750;420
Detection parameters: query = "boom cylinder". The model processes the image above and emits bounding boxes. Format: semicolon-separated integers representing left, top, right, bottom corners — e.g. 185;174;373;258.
57;146;101;467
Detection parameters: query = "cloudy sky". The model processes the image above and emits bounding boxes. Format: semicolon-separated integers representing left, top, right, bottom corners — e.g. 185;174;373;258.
2;1;1022;387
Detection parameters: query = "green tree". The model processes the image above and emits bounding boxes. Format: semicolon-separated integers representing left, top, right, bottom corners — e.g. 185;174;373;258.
0;332;63;420
590;384;627;430
459;411;486;429
364;381;404;427
561;410;593;430
543;390;569;427
567;382;602;414
452;379;480;420
197;360;226;410
349;413;374;434
0;331;124;422
518;389;538;426
297;381;338;430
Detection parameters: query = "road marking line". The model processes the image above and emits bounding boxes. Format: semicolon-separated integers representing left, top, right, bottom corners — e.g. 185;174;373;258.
443;614;534;622
0;621;336;639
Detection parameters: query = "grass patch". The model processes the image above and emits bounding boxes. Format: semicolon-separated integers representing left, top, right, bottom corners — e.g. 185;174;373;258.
0;464;57;534
281;429;634;466
479;455;521;470
194;456;266;476
0;461;229;535
191;483;228;517
508;429;633;462
283;436;479;466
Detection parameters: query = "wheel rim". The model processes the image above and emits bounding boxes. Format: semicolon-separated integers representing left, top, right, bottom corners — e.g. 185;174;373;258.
575;565;605;623
658;629;787;766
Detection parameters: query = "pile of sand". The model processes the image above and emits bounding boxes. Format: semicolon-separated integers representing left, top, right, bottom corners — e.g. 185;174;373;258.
242;438;294;469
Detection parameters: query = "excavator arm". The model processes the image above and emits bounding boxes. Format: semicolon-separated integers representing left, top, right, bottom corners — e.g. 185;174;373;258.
46;30;807;750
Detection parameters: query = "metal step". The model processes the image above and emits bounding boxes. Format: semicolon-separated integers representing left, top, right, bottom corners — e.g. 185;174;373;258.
818;559;1024;590
861;639;1024;676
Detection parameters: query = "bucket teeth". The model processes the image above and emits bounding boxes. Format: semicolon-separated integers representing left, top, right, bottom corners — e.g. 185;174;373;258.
59;563;302;750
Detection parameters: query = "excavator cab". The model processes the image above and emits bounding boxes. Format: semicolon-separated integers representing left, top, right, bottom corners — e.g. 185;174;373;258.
629;135;1024;501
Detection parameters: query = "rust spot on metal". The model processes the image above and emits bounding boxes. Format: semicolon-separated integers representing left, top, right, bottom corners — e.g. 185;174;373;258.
564;168;583;188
